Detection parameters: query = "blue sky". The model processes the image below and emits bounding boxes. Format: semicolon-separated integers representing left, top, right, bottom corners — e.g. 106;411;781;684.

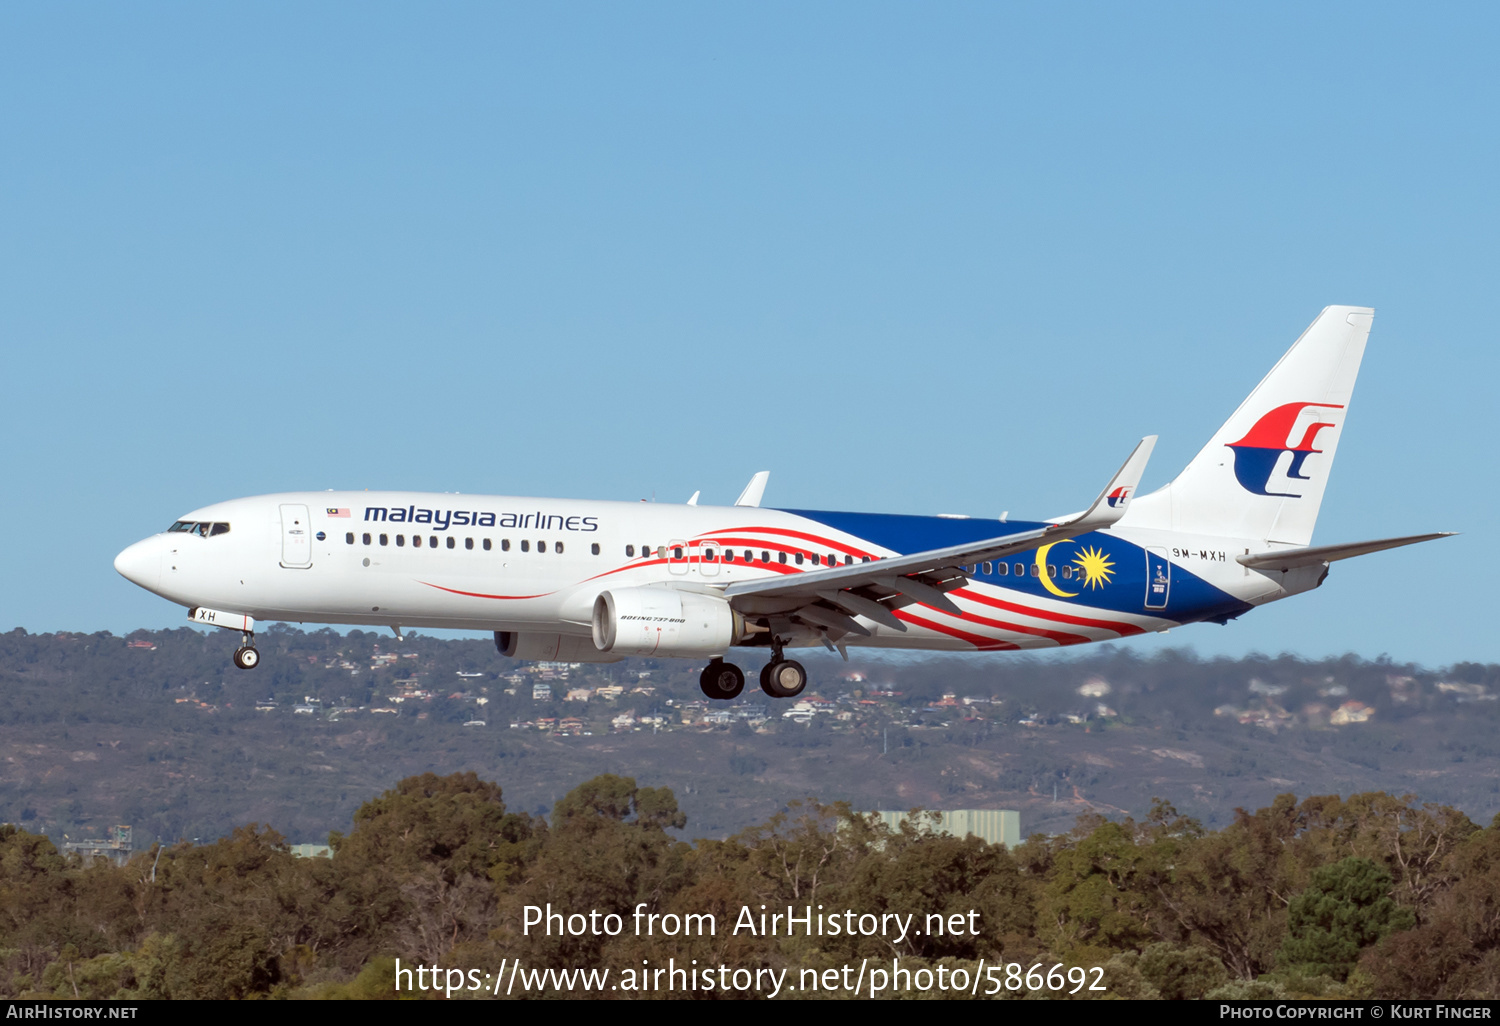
2;3;1495;666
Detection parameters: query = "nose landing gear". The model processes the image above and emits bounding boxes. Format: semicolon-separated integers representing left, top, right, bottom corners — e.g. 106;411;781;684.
699;658;745;700
232;631;260;670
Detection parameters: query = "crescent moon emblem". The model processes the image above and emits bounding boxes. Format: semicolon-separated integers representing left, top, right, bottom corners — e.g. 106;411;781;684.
1036;543;1079;598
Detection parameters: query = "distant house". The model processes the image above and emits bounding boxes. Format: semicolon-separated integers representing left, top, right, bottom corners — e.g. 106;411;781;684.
532;684;553;701
1330;701;1374;726
565;688;592;703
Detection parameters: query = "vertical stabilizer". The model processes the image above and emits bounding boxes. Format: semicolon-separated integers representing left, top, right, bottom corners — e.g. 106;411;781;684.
1121;306;1372;546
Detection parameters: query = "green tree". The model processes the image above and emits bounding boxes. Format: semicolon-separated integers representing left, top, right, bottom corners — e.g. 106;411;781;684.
1277;857;1414;980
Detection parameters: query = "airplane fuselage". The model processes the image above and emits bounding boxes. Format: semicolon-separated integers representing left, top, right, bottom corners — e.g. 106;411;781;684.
115;490;1285;653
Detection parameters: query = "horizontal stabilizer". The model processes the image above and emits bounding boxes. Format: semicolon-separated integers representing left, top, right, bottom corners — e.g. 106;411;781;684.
1236;532;1455;572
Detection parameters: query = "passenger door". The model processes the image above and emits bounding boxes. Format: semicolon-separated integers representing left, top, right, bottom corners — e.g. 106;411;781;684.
1144;547;1170;610
280;504;313;568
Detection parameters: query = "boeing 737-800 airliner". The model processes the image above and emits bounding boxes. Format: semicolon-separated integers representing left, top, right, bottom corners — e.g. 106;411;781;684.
115;306;1448;701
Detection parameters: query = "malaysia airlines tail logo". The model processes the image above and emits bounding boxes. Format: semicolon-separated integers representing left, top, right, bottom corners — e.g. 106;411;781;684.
1106;486;1132;508
1226;402;1344;497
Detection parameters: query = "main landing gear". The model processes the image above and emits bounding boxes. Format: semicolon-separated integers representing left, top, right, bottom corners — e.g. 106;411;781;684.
760;659;807;699
699;658;745;700
698;640;810;701
232;631;260;671
757;636;807;699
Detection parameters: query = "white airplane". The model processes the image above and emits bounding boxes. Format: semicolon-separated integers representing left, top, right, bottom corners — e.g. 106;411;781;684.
115;306;1449;701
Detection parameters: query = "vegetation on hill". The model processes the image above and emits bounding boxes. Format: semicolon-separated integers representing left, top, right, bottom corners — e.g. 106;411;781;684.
2;773;1498;999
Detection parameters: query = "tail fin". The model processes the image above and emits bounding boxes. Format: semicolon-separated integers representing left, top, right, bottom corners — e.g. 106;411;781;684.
1122;305;1373;546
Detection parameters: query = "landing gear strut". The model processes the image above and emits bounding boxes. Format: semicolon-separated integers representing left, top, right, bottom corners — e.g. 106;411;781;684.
758;637;807;699
232;631;260;671
699;658;745;700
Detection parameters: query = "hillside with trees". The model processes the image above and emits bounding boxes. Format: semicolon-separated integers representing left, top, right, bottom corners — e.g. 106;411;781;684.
2;626;1498;846
1;772;1497;999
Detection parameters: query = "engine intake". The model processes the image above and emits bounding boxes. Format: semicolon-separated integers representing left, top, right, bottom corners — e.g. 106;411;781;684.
592;587;741;657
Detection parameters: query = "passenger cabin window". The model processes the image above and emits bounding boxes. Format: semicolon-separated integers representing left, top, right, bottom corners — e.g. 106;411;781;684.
429;536;437;548
556;541;564;554
502;539;511;551
626;545;635;557
379;534;389;546
779;552;788;564
538;540;548;553
724;550;734;562
345;532;355;545
672;546;683;559
704;547;716;561
483;538;491;551
465;537;473;550
996;562;1008;575
761;551;770;563
363;533;372;546
413;536;421;547
447;537;455;549
591;543;600;555
794;553;804;565
521;540;530;552
982;561;993;574
397;535;406;547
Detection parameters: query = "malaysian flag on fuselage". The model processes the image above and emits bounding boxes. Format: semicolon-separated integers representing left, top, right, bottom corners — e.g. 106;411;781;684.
327;508;350;517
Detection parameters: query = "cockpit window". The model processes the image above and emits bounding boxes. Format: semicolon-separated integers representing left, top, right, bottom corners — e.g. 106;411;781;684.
167;521;230;537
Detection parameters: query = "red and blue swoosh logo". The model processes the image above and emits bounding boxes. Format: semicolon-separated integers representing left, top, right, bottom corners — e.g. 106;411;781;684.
1226;402;1343;497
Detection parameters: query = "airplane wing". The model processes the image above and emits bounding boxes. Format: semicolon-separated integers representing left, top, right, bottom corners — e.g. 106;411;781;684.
1236;532;1455;573
721;437;1156;637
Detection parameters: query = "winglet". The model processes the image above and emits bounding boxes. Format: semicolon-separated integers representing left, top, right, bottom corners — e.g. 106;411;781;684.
1061;436;1157;531
735;471;770;508
686;490;700;506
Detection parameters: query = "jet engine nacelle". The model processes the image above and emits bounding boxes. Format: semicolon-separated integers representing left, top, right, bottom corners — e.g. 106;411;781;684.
496;631;623;664
592;587;742;657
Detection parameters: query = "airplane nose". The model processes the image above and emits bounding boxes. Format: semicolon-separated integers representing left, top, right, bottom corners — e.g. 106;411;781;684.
114;538;162;591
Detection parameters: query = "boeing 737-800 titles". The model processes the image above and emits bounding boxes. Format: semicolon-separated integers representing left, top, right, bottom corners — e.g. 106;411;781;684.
115;307;1449;701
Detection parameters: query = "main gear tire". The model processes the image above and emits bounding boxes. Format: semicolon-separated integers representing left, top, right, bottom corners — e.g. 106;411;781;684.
699;660;745;700
760;659;807;698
